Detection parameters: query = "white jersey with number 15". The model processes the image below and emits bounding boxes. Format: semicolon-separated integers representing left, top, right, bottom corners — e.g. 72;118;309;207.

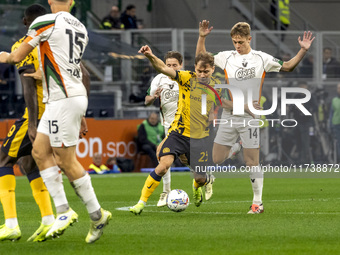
25;11;88;103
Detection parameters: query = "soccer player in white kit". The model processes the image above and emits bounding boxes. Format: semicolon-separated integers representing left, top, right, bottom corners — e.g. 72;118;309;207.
0;0;111;243
196;20;315;213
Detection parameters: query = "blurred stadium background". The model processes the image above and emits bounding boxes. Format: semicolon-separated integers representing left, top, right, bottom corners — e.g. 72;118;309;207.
0;0;340;168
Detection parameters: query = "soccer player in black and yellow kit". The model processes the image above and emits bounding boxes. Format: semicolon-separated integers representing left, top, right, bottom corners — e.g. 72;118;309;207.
0;4;54;242
130;45;221;214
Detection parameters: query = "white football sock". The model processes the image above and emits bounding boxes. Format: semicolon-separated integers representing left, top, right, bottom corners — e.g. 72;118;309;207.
42;215;55;225
5;218;18;229
138;200;146;205
249;165;263;205
72;174;100;216
162;168;171;193
228;142;241;159
40;166;69;214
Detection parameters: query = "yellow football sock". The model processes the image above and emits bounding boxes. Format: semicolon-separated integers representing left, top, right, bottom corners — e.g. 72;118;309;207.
193;179;200;189
0;175;17;219
140;174;161;203
30;177;53;217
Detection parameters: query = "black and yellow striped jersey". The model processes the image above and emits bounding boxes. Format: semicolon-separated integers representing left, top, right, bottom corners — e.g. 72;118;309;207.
168;71;221;139
12;36;45;120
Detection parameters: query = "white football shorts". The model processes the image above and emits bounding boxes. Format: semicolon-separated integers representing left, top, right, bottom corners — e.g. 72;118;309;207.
214;114;260;149
38;96;88;147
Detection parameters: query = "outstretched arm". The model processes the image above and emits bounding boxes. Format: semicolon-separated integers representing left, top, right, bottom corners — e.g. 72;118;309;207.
281;31;315;72
196;20;213;56
0;42;34;64
138;45;176;79
145;87;162;106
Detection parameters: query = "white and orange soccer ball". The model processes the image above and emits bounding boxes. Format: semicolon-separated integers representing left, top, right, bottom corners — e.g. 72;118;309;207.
166;189;190;212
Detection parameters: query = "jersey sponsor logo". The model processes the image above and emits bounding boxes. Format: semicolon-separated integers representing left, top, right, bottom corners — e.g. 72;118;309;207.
235;67;256;81
164;90;178;100
3;139;9;147
163;147;170;153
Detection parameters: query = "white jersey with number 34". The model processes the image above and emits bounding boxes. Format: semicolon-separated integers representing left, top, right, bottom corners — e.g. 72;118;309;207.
25;11;88;103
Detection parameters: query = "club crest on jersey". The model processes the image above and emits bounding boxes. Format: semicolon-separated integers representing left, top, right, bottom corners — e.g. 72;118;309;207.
169;84;174;89
163;147;170;153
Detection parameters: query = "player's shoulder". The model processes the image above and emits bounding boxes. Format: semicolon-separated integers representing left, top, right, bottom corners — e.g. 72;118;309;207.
251;49;272;58
29;13;56;30
174;70;195;85
178;70;196;77
214;50;234;58
151;73;166;87
155;73;168;80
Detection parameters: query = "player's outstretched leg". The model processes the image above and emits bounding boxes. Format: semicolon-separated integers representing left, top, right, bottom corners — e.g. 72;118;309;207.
0;166;21;241
130;170;162;215
25;166;55;242
247;165;264;214
192;179;203;207
38;166;77;239
157;167;171;207
71;173;112;243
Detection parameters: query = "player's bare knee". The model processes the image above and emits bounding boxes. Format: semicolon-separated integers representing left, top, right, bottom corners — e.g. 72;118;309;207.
213;154;224;164
155;162;171;176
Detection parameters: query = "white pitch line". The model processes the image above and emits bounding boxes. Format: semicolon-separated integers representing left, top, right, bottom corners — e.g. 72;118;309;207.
116;197;340;208
116;207;340;215
117;197;340;215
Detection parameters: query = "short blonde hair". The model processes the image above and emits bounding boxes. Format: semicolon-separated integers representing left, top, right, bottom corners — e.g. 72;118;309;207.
230;22;251;37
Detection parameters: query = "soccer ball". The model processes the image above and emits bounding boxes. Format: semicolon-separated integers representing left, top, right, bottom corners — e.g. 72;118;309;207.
166;189;190;212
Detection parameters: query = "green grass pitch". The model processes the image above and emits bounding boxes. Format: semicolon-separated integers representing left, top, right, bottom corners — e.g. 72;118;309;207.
1;172;340;255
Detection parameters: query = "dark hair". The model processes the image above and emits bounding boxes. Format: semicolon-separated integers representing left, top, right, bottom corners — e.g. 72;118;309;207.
195;52;214;67
164;51;183;65
126;4;136;11
25;4;47;22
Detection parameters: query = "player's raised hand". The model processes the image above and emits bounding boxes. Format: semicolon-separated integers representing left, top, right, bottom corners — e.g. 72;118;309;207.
79;117;88;139
199;20;213;37
138;45;153;57
154;87;163;99
298;31;315;51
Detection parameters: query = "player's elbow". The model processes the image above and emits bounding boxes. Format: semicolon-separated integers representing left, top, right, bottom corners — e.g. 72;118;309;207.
8;54;23;65
281;62;295;72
